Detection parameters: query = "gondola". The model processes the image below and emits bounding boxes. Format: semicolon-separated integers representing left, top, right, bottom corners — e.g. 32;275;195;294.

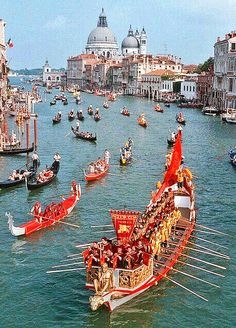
0;143;34;156
0;167;36;189
7;182;81;237
77;111;85;121
121;109;130;116
63;99;68;105
103;102;109;109
164;103;170;108
94;113;101;121
87;107;93;115
154;105;164;113
52;115;61;124
27;160;60;190
120;153;132;165
176;115;186;125
71;127;96;142
50;100;56;106
137;116;148;127
68;112;75;121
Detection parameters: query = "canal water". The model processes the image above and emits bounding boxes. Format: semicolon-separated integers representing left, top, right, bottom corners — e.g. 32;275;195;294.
0;78;235;328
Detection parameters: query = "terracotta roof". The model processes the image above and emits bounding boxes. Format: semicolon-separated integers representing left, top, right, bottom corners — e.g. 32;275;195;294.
143;69;175;76
68;54;97;61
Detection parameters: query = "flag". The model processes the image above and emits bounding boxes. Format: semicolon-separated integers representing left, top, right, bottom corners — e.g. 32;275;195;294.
7;38;14;48
109;210;140;241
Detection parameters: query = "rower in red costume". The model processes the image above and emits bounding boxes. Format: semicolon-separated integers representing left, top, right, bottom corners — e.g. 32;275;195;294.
71;181;81;198
31;201;42;223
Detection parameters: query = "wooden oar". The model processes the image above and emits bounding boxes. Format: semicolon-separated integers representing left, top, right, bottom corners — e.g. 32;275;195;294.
28;213;80;229
190;235;228;249
51;261;84;269
64;131;72;137
91;224;113;228
165;276;208;302
168;242;230;260
60;256;83;262
47;267;86;274
160;252;225;276
179;217;230;236
156;262;220;288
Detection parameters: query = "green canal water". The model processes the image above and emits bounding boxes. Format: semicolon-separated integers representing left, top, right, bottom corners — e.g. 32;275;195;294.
0;78;236;327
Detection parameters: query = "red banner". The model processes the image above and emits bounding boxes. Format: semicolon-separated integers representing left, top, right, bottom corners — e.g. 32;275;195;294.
109;210;140;241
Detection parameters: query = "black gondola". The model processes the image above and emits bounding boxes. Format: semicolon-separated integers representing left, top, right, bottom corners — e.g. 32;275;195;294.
50;100;56;106
71;127;96;142
164;103;170;108
87;107;93;115
27;160;60;190
68;112;75;121
77;111;85;121
63;100;68;105
0;143;34;156
167;138;175;146
53;114;61;124
94;114;101;122
176;117;186;125
0;167;36;189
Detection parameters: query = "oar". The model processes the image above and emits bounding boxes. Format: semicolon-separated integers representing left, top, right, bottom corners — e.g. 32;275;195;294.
190;235;228;249
47;267;86;274
60;256;83;262
65;131;72;137
51;261;84;269
28;213;80;229
179;217;230;236
165;276;208;302
91;224;113;228
156;262;220;288
168;242;230;260
161;251;226;278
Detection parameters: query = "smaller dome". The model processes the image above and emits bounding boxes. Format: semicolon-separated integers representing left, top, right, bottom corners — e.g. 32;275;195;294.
122;36;139;49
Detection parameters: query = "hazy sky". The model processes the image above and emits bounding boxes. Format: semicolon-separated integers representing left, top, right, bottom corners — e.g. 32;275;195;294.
1;0;236;69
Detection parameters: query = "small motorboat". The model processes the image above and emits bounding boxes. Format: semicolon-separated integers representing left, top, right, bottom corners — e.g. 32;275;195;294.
71;127;96;142
77;111;85;121
202;106;218;116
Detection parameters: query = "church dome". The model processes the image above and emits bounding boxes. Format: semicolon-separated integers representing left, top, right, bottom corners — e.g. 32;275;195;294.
87;27;117;44
122;25;139;49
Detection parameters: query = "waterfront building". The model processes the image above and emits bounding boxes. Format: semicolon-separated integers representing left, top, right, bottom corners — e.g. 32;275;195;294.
140;69;175;99
67;54;98;87
121;26;147;56
42;59;64;85
180;80;197;100
197;65;214;105
212;31;236;111
0;19;8;113
106;63;123;91
85;8;118;58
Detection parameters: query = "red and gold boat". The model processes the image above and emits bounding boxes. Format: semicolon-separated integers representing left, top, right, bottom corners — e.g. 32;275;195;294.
84;153;110;182
137;114;148;127
7;182;81;237
81;132;198;311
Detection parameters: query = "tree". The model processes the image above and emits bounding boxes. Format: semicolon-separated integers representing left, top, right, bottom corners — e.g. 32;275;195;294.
195;57;214;73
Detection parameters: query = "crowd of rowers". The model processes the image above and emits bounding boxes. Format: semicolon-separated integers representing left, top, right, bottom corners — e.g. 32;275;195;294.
83;188;182;271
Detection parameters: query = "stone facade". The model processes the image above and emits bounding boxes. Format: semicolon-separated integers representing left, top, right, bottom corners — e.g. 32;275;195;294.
0;19;8;113
180;80;197;100
42;59;63;84
212;32;236;111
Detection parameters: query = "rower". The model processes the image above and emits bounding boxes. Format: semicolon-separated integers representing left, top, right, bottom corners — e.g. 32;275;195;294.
31;201;42;223
177;168;184;192
32;151;40;171
104;149;111;165
54;152;61;162
76;120;80;131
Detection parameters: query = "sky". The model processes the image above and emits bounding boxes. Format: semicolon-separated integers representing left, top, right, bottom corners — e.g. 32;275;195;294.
1;0;236;69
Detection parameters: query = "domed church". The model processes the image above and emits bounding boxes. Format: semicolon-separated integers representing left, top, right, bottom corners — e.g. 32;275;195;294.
121;26;147;56
85;8;119;58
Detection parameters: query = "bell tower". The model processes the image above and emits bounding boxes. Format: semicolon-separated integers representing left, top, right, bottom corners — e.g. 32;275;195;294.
140;27;147;55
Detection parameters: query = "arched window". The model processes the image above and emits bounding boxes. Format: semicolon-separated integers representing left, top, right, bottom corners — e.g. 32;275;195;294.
94;37;96;41
48;76;51;81
105;36;107;41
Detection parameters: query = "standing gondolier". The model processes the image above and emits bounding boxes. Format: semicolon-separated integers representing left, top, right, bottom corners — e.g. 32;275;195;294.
32;151;40;171
104;149;111;165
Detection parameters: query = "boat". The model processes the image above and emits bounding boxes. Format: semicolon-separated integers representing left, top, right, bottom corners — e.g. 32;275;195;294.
176;113;186;125
229;147;236;166
0;143;34;156
27;159;60;190
76;96;81;105
121;107;130;117
50;100;56;106
63;99;68;105
71;127;96;142
137;114;148;127
94;113;101;122
223;110;236;124
177;102;203;109
167;133;176;146
202;106;218;116
0;166;36;189
103;102;109;109
84;152;110;181
87;107;94;115
154;105;164;113
107;93;116;101
77;111;85;121
120;139;133;165
53;113;61;124
164;103;170;108
81;131;198;311
68;111;75;121
7;182;81;236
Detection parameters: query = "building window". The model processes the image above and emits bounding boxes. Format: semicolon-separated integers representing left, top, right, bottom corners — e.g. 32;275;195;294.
229;78;233;92
231;43;236;51
142;40;146;44
186;86;188;91
189;86;191;92
193;86;195;92
183;86;185;91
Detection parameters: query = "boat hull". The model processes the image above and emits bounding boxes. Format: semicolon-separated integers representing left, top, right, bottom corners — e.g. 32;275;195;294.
85;165;109;181
0;144;34;156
